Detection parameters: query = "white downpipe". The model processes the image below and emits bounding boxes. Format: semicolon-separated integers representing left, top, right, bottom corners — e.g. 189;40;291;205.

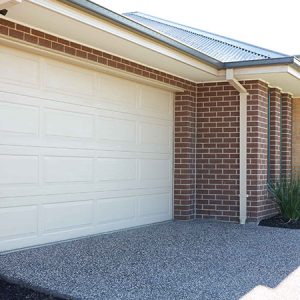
239;92;248;224
226;69;248;225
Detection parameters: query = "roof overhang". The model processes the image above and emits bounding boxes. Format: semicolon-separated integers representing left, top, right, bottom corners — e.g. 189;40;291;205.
216;63;300;97
2;0;300;96
3;0;221;81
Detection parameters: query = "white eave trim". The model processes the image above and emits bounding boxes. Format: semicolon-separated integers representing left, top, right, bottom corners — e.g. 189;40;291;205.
288;65;300;80
0;36;184;92
232;65;290;76
26;0;219;77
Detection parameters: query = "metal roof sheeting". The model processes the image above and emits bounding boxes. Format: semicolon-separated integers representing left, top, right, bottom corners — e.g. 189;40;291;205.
124;12;287;63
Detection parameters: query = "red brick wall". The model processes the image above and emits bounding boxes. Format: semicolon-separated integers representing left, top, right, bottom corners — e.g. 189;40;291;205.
0;19;194;91
174;91;197;220
281;93;293;178
245;81;277;221
196;82;240;222
0;19;294;222
269;88;282;182
292;99;300;173
264;88;282;218
196;80;279;222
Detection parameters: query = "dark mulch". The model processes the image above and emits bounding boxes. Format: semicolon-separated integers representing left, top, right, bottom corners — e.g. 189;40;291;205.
259;214;300;229
0;279;64;300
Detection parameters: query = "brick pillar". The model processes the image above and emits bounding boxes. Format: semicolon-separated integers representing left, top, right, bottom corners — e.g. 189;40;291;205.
174;89;196;220
281;93;293;178
196;82;240;222
292;99;300;173
269;88;281;182
246;80;274;221
195;80;279;223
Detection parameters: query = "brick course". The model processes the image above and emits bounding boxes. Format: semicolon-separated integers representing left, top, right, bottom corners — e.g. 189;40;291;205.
281;93;293;178
292;98;300;173
174;91;197;220
0;19;294;222
0;19;194;91
245;81;276;221
269;88;282;182
196;81;280;222
196;82;240;222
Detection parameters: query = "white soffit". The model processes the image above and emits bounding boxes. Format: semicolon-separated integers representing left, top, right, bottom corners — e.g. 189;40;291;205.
3;0;300;94
233;65;300;97
3;0;219;82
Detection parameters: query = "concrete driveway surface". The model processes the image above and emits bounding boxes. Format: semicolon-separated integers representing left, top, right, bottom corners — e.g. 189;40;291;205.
0;220;299;300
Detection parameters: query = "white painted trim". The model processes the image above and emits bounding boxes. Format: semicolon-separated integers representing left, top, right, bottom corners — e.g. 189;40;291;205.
239;92;248;225
199;78;270;86
233;65;289;76
288;66;300;81
226;69;248;225
25;0;219;77
0;36;184;93
226;69;247;93
4;16;201;85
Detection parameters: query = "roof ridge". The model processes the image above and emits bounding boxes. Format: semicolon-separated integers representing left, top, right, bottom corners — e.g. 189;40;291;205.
125;12;286;59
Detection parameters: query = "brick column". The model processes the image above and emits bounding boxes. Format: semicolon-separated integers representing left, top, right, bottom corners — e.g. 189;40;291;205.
174;90;196;220
269;88;282;182
292;99;300;173
281;93;293;178
196;82;240;222
195;80;280;223
245;80;276;221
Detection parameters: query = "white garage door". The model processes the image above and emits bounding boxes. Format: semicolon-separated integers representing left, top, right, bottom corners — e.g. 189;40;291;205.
0;45;173;252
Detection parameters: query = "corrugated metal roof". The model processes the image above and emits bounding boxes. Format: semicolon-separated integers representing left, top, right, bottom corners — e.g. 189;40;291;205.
124;12;287;63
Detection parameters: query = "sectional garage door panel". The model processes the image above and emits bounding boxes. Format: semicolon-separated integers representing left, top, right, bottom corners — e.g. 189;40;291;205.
0;45;173;252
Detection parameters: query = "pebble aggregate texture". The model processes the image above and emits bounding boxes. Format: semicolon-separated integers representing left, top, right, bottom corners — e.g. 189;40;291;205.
0;221;300;300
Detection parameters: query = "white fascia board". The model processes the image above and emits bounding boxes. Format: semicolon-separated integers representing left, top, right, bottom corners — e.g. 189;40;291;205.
27;0;219;76
232;65;289;77
207;65;293;83
288;65;300;80
201;65;288;83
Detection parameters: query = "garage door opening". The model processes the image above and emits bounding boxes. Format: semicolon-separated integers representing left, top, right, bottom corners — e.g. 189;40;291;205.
0;45;173;252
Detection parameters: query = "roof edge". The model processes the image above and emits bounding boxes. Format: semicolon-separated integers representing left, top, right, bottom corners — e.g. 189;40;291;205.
125;12;287;59
59;0;224;69
224;56;300;69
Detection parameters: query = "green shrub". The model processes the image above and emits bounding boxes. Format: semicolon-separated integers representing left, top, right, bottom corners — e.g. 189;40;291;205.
268;176;300;221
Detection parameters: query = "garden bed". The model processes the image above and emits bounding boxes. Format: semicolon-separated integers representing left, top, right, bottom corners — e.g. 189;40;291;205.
259;214;300;229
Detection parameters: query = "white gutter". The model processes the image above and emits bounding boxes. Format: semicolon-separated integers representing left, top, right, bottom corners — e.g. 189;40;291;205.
226;69;248;224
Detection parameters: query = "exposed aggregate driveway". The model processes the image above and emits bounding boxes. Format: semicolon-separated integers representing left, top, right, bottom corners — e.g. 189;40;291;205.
0;220;299;300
